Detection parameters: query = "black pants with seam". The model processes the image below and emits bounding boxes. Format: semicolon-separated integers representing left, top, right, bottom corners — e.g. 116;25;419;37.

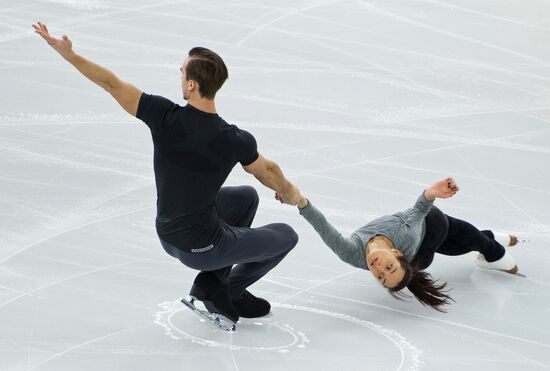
160;185;298;300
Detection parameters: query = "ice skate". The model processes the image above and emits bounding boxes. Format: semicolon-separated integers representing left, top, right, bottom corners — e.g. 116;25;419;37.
493;232;528;247
233;290;271;318
476;251;518;274
181;295;236;331
183;272;240;331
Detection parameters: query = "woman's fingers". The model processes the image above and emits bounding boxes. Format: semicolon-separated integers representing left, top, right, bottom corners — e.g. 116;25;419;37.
446;176;458;190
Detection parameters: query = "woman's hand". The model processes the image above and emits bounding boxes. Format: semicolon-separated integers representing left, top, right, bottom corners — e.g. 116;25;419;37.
276;192;309;208
33;22;74;59
424;177;459;201
275;183;302;206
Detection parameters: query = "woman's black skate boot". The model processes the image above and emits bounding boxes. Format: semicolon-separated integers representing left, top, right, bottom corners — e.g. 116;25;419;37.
232;290;271;318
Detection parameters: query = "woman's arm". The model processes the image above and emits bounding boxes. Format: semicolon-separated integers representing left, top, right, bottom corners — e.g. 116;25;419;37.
296;196;365;268
297;197;309;209
423;177;459;201
404;177;459;221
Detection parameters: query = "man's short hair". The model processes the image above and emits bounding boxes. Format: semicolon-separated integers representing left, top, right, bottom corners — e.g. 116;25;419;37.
186;47;228;99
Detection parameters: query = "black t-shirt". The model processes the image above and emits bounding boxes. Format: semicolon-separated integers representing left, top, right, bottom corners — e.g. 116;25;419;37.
137;93;259;250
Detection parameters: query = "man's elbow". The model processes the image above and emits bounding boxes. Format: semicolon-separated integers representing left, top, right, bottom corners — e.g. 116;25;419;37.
104;75;125;95
100;80;115;94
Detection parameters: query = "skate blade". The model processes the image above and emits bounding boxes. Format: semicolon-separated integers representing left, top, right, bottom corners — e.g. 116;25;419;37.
181;296;236;332
509;236;529;247
496;269;527;278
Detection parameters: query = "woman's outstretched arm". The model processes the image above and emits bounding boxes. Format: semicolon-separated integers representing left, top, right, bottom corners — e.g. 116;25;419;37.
423;177;459;201
294;197;365;269
404;177;459;222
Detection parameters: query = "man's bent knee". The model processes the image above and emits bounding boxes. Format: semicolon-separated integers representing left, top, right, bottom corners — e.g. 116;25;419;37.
274;223;299;249
242;185;259;204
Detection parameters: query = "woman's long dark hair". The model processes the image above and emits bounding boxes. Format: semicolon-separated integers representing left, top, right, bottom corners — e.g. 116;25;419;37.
388;256;454;312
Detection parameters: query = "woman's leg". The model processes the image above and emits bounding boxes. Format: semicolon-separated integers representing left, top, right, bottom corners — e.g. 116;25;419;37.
436;215;505;262
413;207;449;269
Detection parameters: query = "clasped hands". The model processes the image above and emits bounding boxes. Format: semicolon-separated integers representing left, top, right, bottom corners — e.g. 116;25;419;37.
275;183;306;207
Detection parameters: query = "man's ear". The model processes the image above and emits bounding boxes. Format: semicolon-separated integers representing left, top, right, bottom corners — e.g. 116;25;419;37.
189;80;199;92
391;248;403;257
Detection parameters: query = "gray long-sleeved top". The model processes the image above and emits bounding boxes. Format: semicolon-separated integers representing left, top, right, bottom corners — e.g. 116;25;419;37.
298;192;434;270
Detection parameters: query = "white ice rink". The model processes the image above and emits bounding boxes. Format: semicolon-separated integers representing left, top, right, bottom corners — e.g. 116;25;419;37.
1;0;550;370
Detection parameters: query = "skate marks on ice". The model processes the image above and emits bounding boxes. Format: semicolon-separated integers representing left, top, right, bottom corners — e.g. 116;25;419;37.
154;300;309;351
37;0;110;11
154;300;422;371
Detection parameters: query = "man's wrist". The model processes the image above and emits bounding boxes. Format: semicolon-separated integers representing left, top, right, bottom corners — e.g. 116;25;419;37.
63;50;78;63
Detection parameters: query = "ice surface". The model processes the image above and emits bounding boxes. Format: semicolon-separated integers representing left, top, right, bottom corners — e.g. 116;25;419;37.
1;0;549;370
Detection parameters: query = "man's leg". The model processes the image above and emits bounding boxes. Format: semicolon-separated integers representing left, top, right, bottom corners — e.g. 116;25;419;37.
181;186;297;318
436;215;505;262
173;222;298;319
199;186;259;285
216;185;259;228
179;222;298;300
226;223;298;300
213;186;296;299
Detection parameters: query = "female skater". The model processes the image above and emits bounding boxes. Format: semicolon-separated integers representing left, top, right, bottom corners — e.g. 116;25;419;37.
278;177;520;312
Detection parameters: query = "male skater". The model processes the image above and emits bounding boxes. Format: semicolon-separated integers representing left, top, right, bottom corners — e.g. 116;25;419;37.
33;22;301;325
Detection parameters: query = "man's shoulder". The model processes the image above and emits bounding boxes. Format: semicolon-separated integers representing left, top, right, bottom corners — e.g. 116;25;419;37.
140;93;181;108
137;93;185;125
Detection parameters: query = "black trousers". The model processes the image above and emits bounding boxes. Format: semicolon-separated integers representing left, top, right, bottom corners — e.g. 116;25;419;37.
413;207;506;270
160;186;298;300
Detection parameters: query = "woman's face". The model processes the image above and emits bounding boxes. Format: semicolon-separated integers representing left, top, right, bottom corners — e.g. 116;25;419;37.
366;248;406;289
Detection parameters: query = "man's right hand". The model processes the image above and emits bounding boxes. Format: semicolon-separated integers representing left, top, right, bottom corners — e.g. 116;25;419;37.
275;183;302;206
33;22;74;60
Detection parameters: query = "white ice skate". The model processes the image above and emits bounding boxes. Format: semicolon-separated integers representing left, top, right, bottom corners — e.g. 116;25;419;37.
181;295;237;332
476;251;518;274
493;232;528;247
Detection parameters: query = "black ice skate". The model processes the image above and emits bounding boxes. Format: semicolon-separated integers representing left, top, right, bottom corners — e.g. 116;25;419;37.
233;290;271;318
182;272;239;331
181;295;237;331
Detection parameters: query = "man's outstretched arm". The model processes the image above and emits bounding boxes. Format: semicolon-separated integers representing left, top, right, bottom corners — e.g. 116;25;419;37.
33;22;141;117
